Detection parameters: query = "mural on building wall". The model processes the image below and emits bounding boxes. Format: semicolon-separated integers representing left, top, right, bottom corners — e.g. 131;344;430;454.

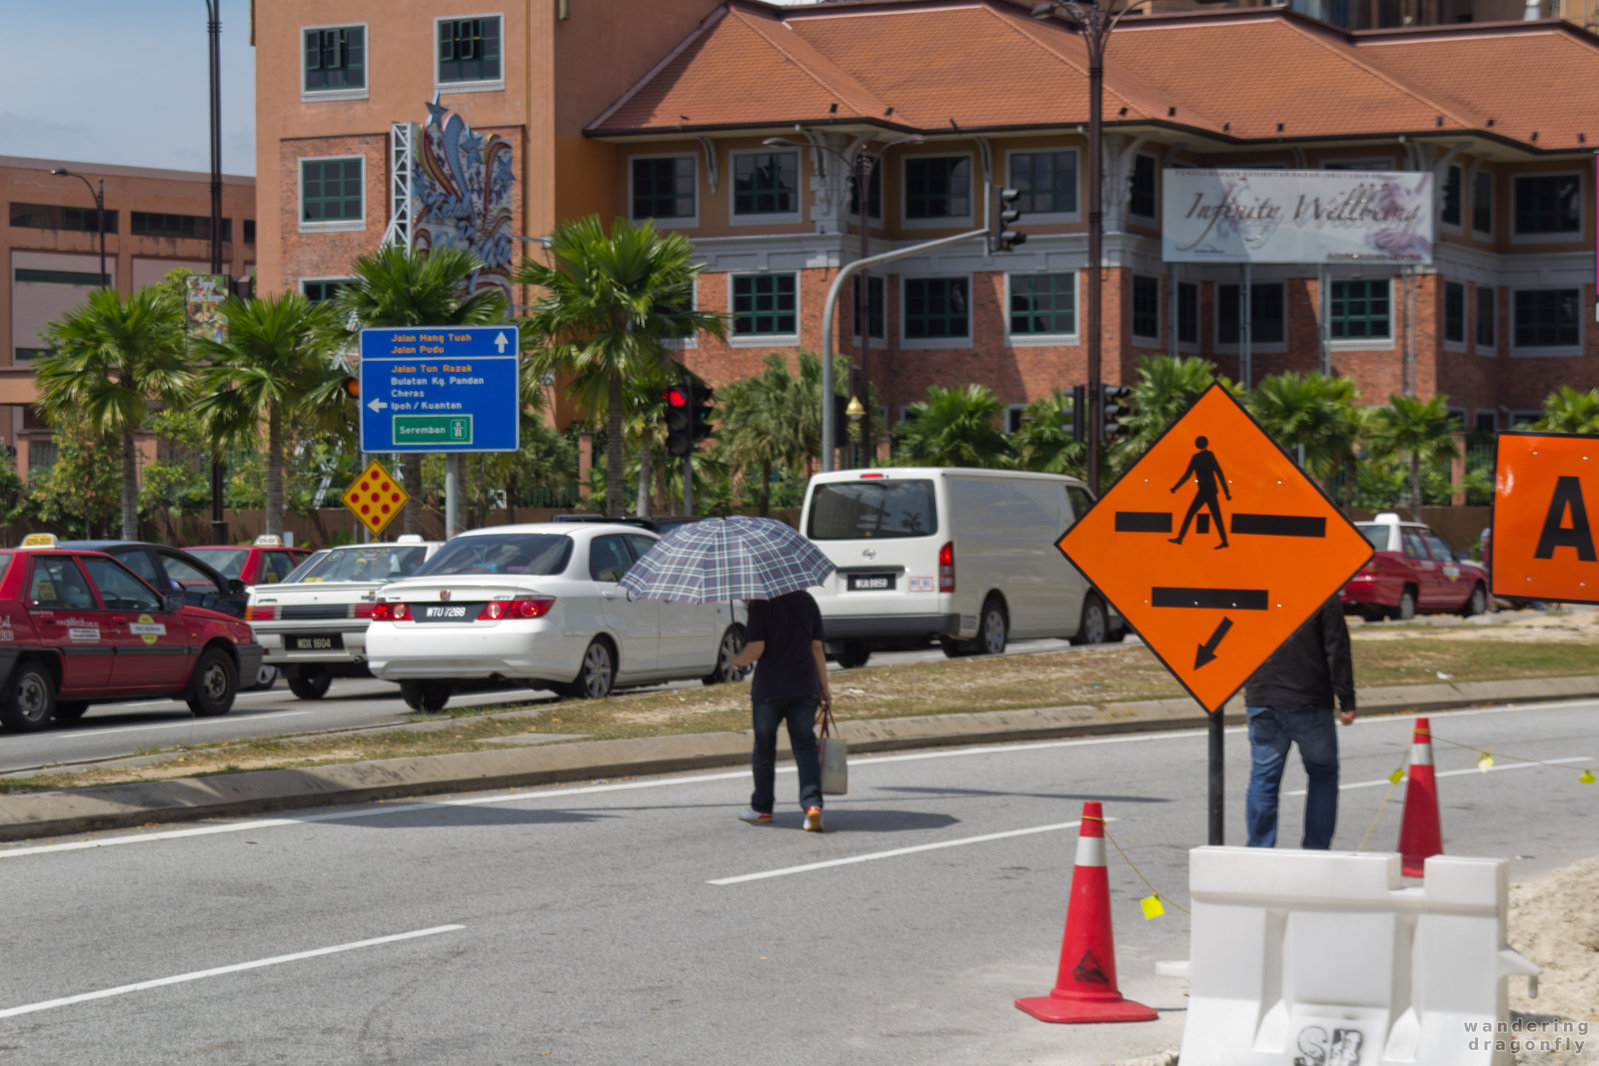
415;98;516;301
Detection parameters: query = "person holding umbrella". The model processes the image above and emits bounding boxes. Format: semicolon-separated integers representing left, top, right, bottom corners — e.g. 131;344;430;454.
619;516;837;831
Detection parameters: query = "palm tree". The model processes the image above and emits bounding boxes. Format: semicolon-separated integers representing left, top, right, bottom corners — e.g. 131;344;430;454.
515;217;726;519
1246;371;1363;488
191;293;343;537
718;354;804;516
894;384;1013;468
1534;385;1599;434
1118;355;1234;467
331;245;508;534
1367;394;1460;518
38;285;191;539
1011;388;1085;476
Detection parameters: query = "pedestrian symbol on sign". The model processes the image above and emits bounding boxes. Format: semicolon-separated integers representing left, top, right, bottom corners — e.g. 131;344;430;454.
1169;435;1232;549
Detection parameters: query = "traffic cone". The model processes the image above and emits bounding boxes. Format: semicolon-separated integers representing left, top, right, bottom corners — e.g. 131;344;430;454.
1015;802;1160;1024
1397;717;1443;877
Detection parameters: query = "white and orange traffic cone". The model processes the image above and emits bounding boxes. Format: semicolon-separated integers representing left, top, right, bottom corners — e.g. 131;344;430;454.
1397;717;1443;877
1015;801;1159;1024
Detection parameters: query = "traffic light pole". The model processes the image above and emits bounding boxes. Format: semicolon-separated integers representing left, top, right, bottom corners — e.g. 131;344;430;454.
683;449;693;518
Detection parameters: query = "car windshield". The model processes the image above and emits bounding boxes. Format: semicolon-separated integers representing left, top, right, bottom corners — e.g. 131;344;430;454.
283;551;330;582
188;548;250;579
1356;525;1388;552
808;480;938;540
413;534;572;577
298;546;428;583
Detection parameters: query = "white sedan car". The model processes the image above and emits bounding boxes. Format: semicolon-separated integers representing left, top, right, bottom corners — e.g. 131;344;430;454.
366;522;747;712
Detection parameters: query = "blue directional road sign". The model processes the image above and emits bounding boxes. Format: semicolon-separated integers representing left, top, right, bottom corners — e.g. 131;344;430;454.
358;326;521;453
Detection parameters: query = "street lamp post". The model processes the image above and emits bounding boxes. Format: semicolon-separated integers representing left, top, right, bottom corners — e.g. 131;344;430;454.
204;0;227;542
48;169;106;288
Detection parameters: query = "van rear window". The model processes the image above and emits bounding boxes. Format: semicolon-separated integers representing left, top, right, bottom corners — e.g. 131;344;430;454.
808;480;938;540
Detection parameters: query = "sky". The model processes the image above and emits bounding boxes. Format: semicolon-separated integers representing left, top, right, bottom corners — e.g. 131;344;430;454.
0;0;258;175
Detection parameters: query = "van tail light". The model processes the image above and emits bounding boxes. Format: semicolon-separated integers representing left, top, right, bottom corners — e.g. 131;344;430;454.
478;597;555;621
372;602;410;622
245;605;275;621
351;602;376;619
938;541;955;593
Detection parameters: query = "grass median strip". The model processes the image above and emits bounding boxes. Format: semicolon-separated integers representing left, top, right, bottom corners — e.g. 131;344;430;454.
7;636;1599;794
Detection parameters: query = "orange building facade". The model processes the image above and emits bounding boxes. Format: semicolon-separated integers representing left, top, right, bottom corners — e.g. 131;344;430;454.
256;0;1599;444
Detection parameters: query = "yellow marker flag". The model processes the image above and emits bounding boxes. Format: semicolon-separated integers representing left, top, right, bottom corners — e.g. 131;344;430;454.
1580;769;1596;785
1477;752;1494;772
1140;894;1165;920
1389;769;1405;785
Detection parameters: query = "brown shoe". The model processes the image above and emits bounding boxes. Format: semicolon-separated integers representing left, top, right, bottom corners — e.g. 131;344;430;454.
804;807;824;832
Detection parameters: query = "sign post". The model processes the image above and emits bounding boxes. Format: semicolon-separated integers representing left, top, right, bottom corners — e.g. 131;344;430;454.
1491;431;1599;604
1058;383;1373;843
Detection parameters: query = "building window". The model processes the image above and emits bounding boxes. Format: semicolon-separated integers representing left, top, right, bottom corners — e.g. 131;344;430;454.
1217;283;1285;345
9;202;118;234
1177;281;1198;344
1513;289;1581;348
1005;405;1028;434
1009;273;1076;337
1513;174;1581;236
631;156;695;221
1329;279;1391;340
732;151;799;217
304;26;365;91
301;279;351;303
905;157;970;220
905;277;969;339
1131;274;1160;340
14;348;53;363
1472;171;1492;235
243;219;256;244
437;16;501;86
1444;282;1465;344
731;274;797;337
300;157;363;225
1008;150;1077;216
131;211;231;242
1129;155;1157;219
849;165;882;220
1441;165;1462;228
15;268;108;286
28;441;57;478
852;275;885;340
1476;286;1496;349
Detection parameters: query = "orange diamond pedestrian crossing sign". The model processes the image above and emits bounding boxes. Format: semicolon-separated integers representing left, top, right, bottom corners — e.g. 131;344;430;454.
1057;383;1373;713
341;458;410;537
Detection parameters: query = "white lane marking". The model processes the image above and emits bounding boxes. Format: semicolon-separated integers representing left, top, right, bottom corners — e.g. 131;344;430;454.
37;711;313;740
0;925;464;1019
708;818;1103;886
1283;755;1591;796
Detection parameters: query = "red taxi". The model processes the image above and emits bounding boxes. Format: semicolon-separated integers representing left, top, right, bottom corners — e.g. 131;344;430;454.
0;535;263;731
185;535;311;587
1340;512;1490;621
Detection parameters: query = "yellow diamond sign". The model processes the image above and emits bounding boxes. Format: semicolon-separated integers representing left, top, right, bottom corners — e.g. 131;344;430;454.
341;459;409;537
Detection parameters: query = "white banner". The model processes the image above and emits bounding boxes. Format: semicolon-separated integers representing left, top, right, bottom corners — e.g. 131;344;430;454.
1162;169;1434;265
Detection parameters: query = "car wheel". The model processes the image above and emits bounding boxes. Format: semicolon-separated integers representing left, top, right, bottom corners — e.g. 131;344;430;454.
2;662;55;732
286;667;333;700
835;641;872;669
186;647;238;717
1461;583;1487;618
977;596;1008;656
53;701;90;722
703;625;749;685
255;664;279;691
1393;587;1417;622
399;680;453;713
1071;594;1109;646
561;639;616;700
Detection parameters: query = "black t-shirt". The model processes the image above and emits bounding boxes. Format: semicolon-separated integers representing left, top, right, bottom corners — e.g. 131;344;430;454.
746;590;825;701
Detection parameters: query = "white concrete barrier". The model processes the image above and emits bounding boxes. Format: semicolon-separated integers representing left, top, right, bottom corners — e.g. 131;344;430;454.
1156;847;1539;1066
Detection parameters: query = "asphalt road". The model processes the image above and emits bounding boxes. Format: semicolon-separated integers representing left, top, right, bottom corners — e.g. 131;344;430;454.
0;697;1590;1065
0;636;1115;775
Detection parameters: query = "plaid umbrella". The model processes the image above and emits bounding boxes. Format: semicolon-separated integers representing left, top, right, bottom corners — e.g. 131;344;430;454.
619;516;836;603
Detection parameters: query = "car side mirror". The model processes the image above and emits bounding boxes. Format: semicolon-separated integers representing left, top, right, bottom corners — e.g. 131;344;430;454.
163;592;185;612
227;579;246;596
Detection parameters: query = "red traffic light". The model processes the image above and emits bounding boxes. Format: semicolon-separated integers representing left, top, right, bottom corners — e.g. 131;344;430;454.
665;386;688;407
341;376;360;399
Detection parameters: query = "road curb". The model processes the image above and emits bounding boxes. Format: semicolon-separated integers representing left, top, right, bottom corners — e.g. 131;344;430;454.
2;674;1596;843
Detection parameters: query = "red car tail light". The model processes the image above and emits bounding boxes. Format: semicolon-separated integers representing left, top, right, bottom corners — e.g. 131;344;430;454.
478;597;555;620
938;541;955;593
245;605;274;621
351;602;376;619
372;602;410;621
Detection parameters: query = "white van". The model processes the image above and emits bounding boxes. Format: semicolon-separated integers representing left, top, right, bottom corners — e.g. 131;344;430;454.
799;467;1121;667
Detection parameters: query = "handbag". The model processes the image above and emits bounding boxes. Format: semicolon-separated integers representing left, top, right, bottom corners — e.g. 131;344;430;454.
817;702;848;795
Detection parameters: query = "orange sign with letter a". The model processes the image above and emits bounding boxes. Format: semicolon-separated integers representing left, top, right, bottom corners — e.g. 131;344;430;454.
1058;383;1373;713
341;458;410;537
1492;431;1599;604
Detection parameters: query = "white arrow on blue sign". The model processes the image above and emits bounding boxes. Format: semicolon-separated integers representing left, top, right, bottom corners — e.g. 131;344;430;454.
357;326;522;453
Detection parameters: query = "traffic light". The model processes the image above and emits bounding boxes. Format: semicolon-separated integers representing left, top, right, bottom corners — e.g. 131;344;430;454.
990;186;1026;253
341;376;359;400
1101;384;1133;441
664;382;693;456
1071;384;1086;445
689;383;716;443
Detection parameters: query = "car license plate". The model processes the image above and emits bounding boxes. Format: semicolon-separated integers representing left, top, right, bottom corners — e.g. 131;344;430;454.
847;573;896;592
421;604;480;621
288;633;343;652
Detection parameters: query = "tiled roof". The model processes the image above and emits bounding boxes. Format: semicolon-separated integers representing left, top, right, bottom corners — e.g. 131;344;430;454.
588;0;1599;152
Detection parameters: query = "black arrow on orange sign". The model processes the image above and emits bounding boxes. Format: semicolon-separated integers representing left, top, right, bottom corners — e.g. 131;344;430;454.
1194;617;1234;670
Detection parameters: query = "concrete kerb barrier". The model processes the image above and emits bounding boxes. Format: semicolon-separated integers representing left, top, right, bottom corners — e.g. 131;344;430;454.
1;673;1597;843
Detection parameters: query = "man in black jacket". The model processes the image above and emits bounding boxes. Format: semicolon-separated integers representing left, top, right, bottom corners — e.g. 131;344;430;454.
1244;597;1356;849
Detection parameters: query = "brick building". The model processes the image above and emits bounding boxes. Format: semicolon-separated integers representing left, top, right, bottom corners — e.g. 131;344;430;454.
256;0;1599;443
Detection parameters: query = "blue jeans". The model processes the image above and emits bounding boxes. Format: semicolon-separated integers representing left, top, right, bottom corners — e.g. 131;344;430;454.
1246;706;1339;850
750;696;822;814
